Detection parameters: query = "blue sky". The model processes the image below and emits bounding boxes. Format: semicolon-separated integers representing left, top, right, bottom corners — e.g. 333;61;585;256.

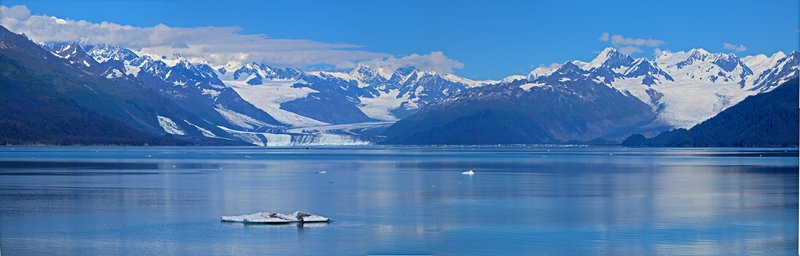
2;0;798;79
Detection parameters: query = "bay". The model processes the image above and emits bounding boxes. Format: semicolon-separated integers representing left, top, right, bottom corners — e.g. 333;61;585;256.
0;146;796;255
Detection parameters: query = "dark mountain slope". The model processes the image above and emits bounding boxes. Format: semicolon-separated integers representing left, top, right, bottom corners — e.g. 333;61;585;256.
0;53;185;145
0;26;244;145
381;68;657;145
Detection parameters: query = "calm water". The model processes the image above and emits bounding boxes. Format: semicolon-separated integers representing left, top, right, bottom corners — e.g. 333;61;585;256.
0;146;797;255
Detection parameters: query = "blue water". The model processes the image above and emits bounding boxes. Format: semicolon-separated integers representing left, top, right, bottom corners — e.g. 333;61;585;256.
0;146;797;255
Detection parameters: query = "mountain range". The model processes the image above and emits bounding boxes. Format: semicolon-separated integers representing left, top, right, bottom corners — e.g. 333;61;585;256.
383;48;798;145
0;25;797;146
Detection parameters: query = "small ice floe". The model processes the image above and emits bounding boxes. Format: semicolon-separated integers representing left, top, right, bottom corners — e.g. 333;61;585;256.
221;211;330;224
461;170;476;175
221;212;292;224
315;170;327;174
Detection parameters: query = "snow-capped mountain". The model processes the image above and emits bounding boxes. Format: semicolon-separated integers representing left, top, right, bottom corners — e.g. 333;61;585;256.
384;47;799;145
743;52;786;78
37;40;491;145
383;66;657;144
661;49;753;86
63;43;290;143
62;42;800;144
215;60;492;125
13;24;798;146
513;47;799;130
226;62;303;84
42;42;107;74
749;51;799;92
647;49;794;128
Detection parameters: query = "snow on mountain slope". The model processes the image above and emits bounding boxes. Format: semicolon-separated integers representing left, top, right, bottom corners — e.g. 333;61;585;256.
502;75;527;83
642;79;750;128
590;49;745;128
225;79;328;127
750;52;799;92
356;89;410;121
350;64;392;84
184;120;221;138
743;52;786;77
587;47;632;70
528;65;559;80
156;115;185;135
510;48;799;130
216;61;485;124
213;105;272;130
296;65;486;121
74;41;490;129
443;73;495;88
660;49;752;86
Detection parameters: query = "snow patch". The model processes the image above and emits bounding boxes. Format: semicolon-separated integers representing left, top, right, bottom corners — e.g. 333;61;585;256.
442;74;494;87
184;120;219;138
214;106;270;130
519;82;545;91
502;75;527;83
105;69;124;79
157;116;185;135
202;89;220;98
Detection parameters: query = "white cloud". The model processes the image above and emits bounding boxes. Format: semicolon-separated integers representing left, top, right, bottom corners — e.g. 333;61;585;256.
618;46;644;55
653;48;664;57
0;5;464;74
609;34;663;47
357;51;464;74
0;5;29;20
722;42;747;52
599;32;664;55
599;32;610;42
533;63;562;70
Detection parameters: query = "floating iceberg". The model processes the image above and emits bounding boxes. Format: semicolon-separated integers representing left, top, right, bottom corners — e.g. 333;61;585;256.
461;170;475;175
221;211;330;224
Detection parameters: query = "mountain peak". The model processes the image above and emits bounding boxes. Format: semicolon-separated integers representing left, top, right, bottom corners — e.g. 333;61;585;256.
83;44;140;63
350;64;394;80
600;47;617;54
690;48;712;56
586;47;624;69
768;51;788;62
394;66;419;75
528;65;559;79
42;41;104;70
351;64;377;74
553;61;589;77
672;48;751;74
622;58;673;85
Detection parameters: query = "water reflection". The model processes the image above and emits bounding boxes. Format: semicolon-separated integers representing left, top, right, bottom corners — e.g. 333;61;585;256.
0;146;796;255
